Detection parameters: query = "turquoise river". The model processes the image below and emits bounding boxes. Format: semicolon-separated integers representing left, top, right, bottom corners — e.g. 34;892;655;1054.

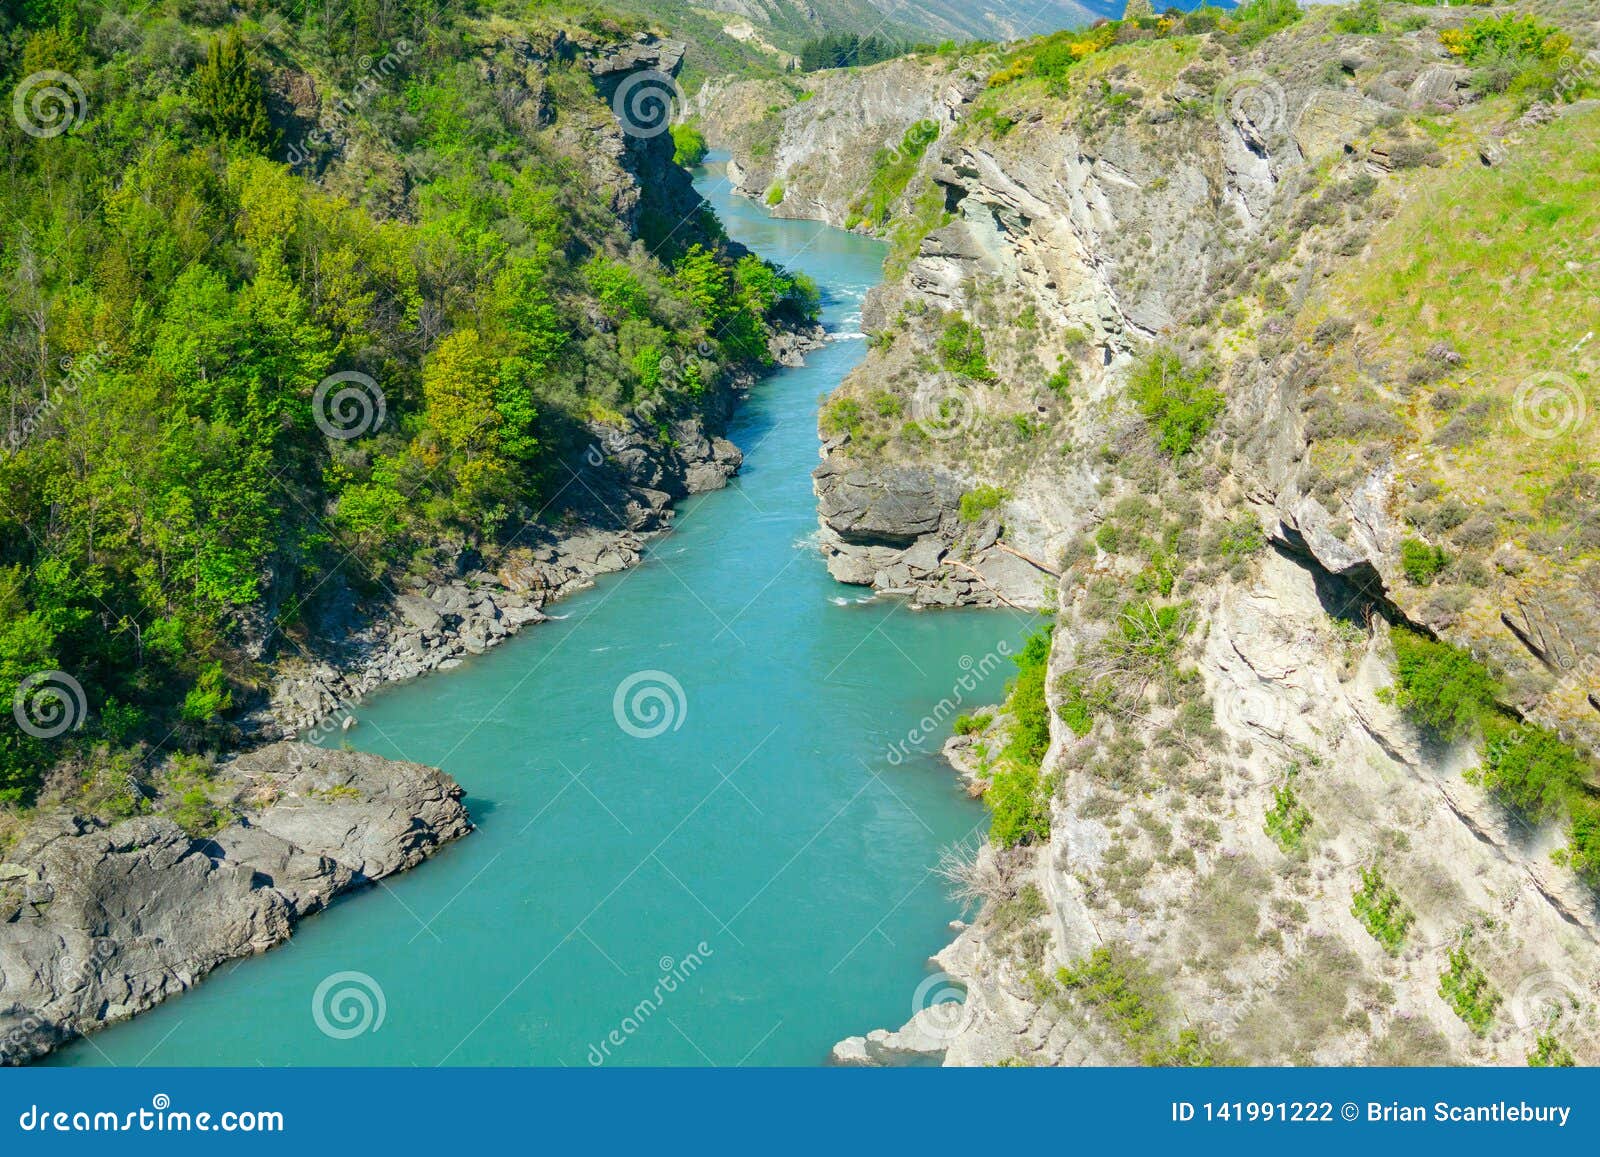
54;159;1035;1067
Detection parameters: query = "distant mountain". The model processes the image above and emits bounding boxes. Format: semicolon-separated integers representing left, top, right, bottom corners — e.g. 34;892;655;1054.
681;0;1234;54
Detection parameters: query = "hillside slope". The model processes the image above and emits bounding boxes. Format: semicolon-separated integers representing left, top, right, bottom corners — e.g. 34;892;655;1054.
713;0;1600;1065
0;4;817;818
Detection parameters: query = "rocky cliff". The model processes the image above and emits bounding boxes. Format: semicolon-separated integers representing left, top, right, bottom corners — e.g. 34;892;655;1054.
0;743;470;1064
718;2;1600;1066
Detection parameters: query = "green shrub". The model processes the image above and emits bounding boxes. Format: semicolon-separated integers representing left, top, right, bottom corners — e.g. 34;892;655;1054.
1332;0;1383;35
985;625;1055;847
763;182;784;206
1046;362;1073;396
1232;0;1303;47
1206;515;1265;567
1056;946;1220;1065
1439;945;1500;1035
987;763;1052;847
1561;798;1600;888
938;317;995;380
1387;628;1497;740
960;485;1010;523
1477;719;1589;820
1528;1032;1575;1067
193;31;277;153
1113;601;1188;670
1001;627;1053;769
1400;537;1448;585
1130;349;1223;457
180;662;233;724
820;396;864;437
953;711;992;736
670;122;709;166
1351;866;1413;954
1265;772;1312;852
1057;670;1106;738
1442;14;1579;100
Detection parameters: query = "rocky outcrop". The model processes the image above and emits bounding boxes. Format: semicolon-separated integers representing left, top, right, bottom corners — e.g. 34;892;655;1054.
812;455;1049;608
693;56;980;230
0;743;470;1064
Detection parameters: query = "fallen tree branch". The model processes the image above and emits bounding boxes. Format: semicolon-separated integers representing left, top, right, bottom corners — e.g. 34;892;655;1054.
994;540;1062;577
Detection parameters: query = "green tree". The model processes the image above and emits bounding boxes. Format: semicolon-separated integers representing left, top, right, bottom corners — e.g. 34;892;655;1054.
193;31;278;153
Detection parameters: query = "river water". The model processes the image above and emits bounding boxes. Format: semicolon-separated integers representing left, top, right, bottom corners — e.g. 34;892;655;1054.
54;159;1033;1067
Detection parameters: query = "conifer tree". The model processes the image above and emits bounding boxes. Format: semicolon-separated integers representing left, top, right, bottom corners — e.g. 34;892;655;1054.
193;30;277;153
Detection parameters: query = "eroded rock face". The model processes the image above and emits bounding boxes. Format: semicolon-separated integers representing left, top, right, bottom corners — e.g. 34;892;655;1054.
0;743;470;1065
693;59;978;231
814;460;962;545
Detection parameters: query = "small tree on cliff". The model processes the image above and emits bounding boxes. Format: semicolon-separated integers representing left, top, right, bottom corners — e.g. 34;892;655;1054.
1124;0;1155;19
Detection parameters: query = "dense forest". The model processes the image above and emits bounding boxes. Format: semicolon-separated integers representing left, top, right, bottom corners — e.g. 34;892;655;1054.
0;0;817;803
797;32;910;72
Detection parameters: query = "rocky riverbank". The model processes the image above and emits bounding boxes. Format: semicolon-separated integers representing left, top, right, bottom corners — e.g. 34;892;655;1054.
0;743;471;1064
266;327;822;740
